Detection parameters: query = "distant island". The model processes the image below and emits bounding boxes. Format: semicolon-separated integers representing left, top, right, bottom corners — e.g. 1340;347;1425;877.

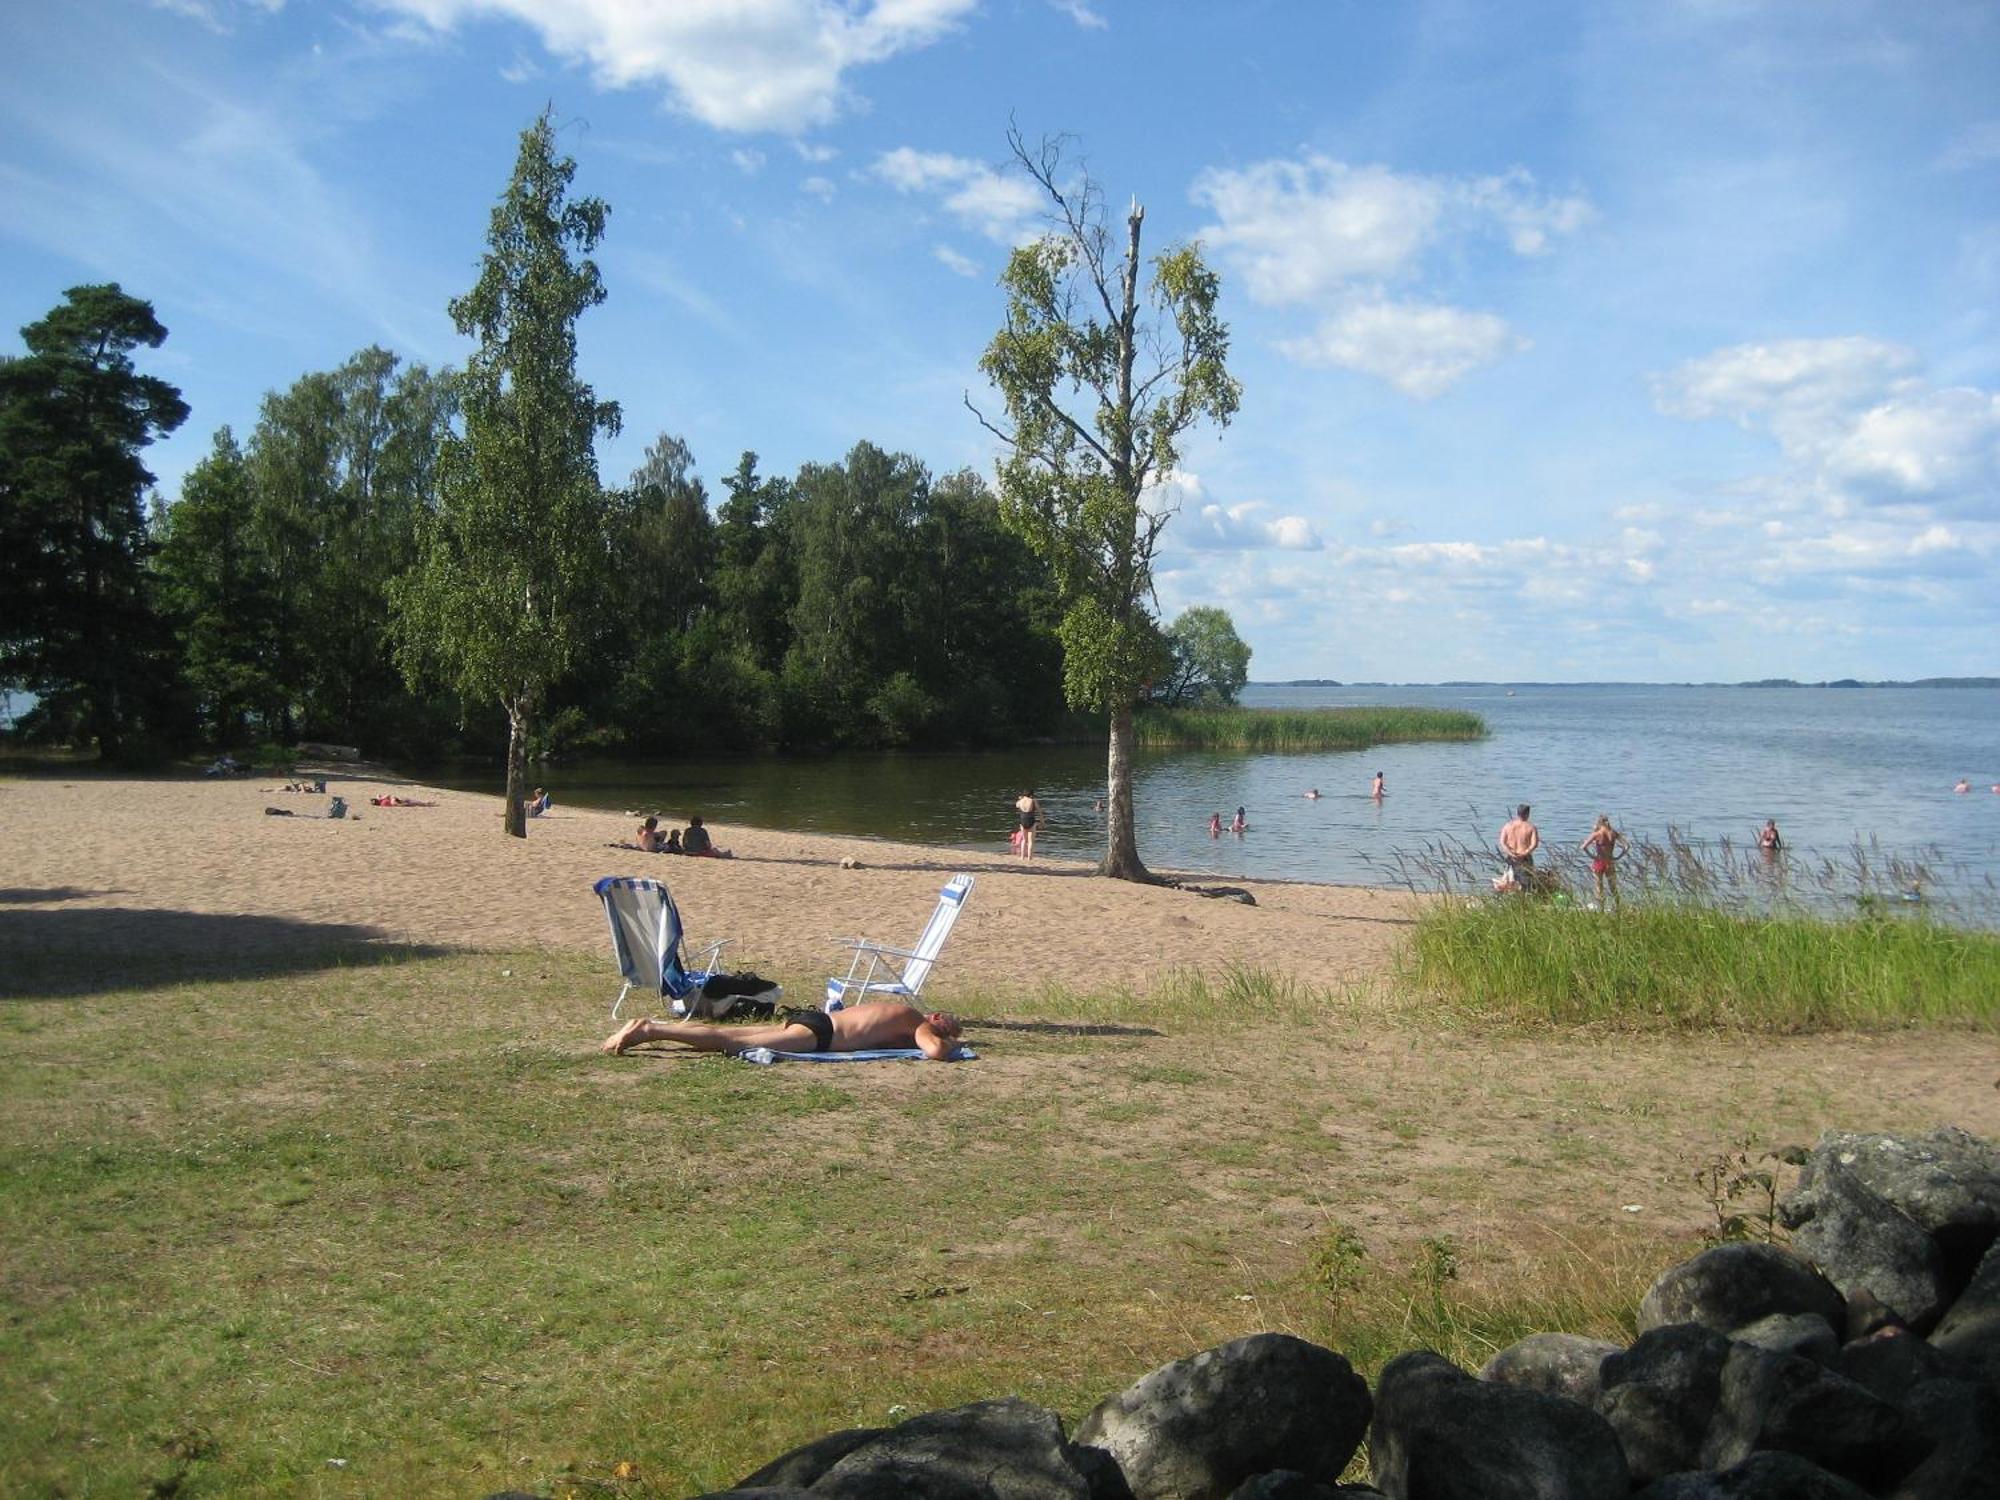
1257;677;1999;690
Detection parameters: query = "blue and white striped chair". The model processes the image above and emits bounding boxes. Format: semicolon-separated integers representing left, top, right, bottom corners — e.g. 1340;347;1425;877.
826;873;974;1010
595;876;732;1021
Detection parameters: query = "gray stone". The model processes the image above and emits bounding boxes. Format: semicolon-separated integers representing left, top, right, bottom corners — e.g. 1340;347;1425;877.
1781;1151;1950;1333
814;1398;1088;1500
1704;1342;1924;1491
1833;1326;1960;1406
1890;1377;2000;1500
1729;1314;1838;1366
1369;1349;1629;1500
1638;1244;1845;1338
1930;1234;2000;1395
1479;1333;1623;1405
1224;1474;1340;1500
1074;1334;1371;1500
1786;1128;2000;1288
1633;1451;1873;1498
1594;1323;1735;1484
732;1428;886;1490
696;1491;817;1499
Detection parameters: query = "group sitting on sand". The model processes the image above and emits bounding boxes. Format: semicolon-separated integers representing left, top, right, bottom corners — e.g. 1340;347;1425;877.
603;997;961;1059
616;813;735;858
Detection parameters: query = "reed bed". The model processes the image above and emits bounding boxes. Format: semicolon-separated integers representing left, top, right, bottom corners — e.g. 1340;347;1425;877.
1389;829;2000;1030
1135;705;1486;751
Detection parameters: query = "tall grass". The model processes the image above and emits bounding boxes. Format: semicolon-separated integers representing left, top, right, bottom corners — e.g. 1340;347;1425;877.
1135;705;1486;751
1404;895;2000;1030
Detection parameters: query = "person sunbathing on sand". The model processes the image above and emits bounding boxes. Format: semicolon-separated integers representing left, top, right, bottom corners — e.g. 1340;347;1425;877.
603;998;962;1060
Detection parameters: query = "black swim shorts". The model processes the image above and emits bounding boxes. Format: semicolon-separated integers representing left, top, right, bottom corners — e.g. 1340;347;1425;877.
778;1006;834;1053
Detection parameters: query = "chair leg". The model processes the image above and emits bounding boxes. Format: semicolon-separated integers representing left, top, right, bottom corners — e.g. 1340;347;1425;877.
612;980;633;1021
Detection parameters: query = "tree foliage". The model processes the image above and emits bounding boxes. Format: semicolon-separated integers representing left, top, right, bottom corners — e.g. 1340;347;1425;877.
975;131;1241;878
1154;605;1252;707
0;284;189;760
391;109;620;836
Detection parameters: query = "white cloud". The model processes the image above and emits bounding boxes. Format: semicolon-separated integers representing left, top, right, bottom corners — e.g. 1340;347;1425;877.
1657;337;2000;516
498;51;539;82
1191;151;1585;395
872;147;1042;241
730;148;766;174
793;141;838;163
1280;299;1525;399
1048;0;1107;29
800;174;836;201
933;244;979;277
366;0;977;133
1149;472;1322;550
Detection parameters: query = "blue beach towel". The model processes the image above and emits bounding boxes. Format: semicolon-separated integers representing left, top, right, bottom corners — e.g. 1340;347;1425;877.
735;1045;978;1066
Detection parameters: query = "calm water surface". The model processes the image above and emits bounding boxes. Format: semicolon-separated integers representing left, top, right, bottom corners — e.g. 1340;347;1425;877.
432;684;2000;909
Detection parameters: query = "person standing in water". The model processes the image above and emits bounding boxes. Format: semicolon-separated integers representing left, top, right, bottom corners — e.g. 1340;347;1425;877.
1581;814;1627;908
1370;771;1385;800
1757;818;1783;855
1014;788;1042;860
1230;806;1247;834
1208;812;1223;837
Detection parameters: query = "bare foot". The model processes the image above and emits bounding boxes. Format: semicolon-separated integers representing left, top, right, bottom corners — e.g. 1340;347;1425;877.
602;1017;655;1054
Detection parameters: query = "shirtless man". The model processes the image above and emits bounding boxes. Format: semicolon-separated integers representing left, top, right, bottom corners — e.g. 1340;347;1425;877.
602;998;963;1060
1499;804;1540;873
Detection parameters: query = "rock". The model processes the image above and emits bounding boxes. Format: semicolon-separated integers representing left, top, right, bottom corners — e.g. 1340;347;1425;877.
1369;1350;1629;1500
732;1427;885;1489
1633;1451;1873;1498
1833;1326;1960;1406
1786;1128;2000;1289
695;1490;817;1499
1224;1474;1341;1500
1703;1342;1924;1491
813;1399;1088;1500
1780;1151;1950;1333
1637;1244;1845;1338
1074;1334;1370;1500
1480;1333;1624;1405
1594;1324;1735;1484
1890;1377;2000;1500
1729;1314;1838;1366
1929;1235;2000;1395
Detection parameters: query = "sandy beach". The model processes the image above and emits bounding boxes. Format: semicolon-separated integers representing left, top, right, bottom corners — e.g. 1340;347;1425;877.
0;768;1419;999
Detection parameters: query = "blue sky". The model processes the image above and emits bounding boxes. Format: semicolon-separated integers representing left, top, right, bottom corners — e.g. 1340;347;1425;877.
4;0;1997;682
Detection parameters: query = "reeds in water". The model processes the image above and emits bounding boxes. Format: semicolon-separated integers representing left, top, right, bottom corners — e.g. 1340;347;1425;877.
1135;705;1486;751
1385;829;2000;1031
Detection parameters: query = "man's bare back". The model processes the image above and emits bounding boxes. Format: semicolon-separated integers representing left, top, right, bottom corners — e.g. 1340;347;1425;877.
602;998;962;1061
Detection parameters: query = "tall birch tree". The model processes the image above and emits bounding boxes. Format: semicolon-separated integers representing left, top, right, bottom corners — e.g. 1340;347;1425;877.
974;131;1241;880
393;110;620;837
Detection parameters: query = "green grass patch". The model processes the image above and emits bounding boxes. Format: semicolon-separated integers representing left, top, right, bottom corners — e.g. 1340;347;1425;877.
1134;705;1486;751
1404;898;2000;1030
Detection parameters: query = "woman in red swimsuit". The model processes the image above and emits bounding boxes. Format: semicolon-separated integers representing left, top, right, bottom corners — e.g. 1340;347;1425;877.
1580;814;1626;909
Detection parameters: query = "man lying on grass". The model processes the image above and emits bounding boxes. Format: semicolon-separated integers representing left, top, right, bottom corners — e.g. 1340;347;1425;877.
602;999;964;1060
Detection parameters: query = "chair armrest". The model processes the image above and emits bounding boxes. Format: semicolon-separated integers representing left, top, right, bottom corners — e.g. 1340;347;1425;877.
832;939;920;959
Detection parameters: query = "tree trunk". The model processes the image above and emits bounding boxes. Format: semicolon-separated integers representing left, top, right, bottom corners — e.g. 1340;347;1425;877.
1100;701;1152;881
503;696;529;839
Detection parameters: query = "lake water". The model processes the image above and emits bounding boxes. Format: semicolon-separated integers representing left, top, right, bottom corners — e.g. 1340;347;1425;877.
433;683;2000;915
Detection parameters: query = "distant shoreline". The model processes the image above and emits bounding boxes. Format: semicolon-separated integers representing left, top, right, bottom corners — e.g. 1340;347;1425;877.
1259;677;2000;690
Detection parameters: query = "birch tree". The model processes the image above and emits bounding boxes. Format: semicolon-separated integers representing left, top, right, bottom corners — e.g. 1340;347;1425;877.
393;111;619;837
974;131;1241;880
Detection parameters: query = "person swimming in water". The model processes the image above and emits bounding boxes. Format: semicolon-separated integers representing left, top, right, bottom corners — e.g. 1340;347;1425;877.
1230;806;1247;834
1757;818;1783;855
1955;778;1971;794
1370;771;1385;800
1208;811;1222;837
1305;788;1320;800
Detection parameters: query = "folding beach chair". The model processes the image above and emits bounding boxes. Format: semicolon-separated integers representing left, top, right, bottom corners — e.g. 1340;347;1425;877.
826;873;974;1009
595;876;735;1021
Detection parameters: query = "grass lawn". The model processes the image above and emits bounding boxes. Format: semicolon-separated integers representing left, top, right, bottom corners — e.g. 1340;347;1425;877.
4;945;1994;1498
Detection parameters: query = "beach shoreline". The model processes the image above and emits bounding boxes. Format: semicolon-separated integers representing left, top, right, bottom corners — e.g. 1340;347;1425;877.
0;769;1420;1002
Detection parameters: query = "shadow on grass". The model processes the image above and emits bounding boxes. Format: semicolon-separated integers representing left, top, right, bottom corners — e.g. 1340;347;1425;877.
965;1018;1165;1038
0;907;452;999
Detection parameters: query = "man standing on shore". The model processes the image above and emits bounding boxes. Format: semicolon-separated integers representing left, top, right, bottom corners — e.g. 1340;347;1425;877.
1499;804;1540;876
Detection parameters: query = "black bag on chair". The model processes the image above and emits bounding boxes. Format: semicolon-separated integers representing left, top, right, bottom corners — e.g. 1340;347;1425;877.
684;972;781;1022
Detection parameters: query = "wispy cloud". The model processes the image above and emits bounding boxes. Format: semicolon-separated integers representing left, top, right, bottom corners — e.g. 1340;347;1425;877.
1192;153;1590;396
367;0;977;133
872;147;1042;241
1149;471;1322;551
933;244;979;277
1048;0;1107;29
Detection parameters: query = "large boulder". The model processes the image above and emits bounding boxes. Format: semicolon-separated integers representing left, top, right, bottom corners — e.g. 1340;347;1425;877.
1833;1326;1960;1407
1728;1315;1838;1367
1594;1324;1735;1484
1073;1334;1371;1500
1703;1343;1924;1491
1368;1350;1628;1500
1632;1452;1873;1498
732;1428;886;1489
1638;1244;1845;1338
1890;1377;2000;1500
813;1398;1089;1500
1780;1151;1950;1333
1786;1129;2000;1289
1929;1235;2000;1395
1480;1334;1624;1406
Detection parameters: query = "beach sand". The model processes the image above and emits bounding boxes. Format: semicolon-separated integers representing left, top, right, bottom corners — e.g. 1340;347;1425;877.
0;768;1418;999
